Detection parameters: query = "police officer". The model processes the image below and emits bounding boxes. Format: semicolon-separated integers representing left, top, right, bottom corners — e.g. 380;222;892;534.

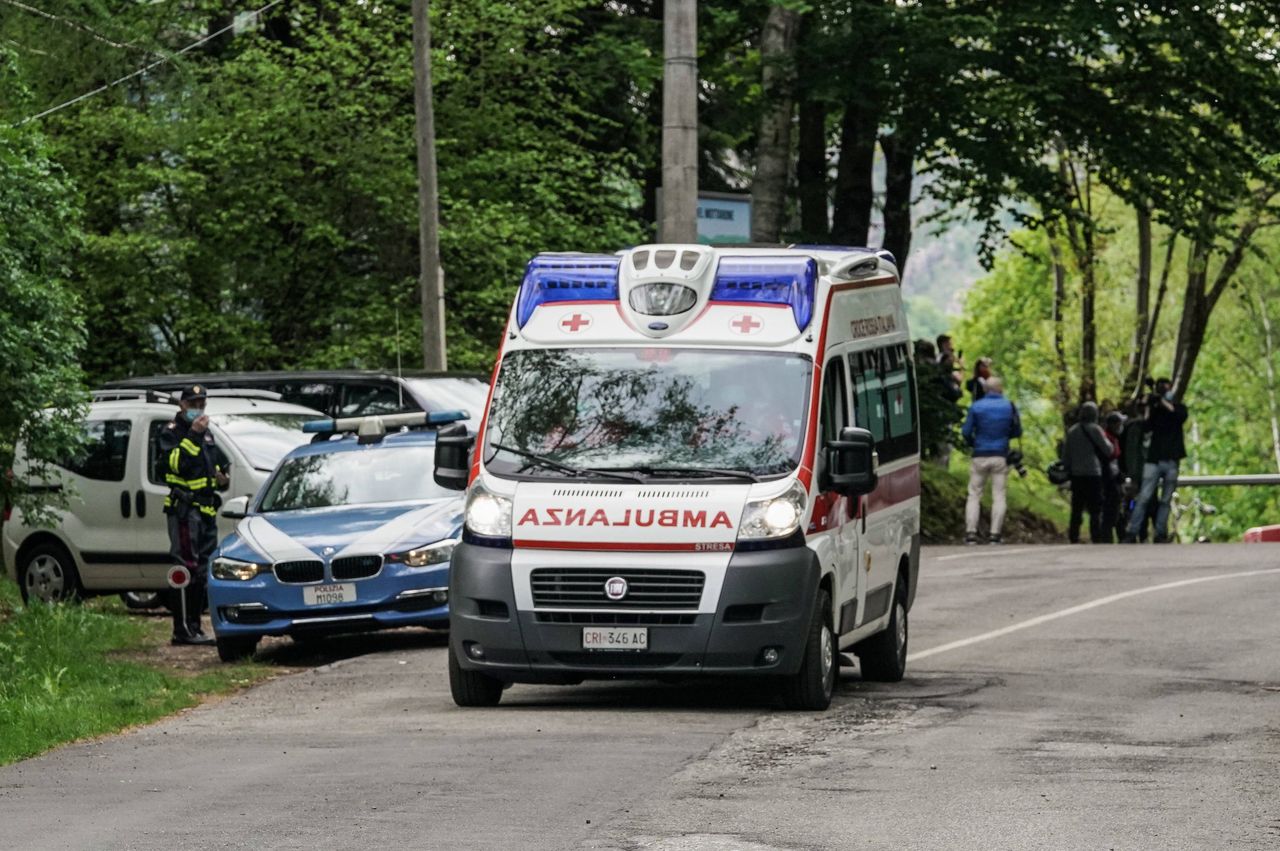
160;385;228;646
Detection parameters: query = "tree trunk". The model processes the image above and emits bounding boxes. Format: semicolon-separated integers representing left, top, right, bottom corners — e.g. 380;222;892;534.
661;0;698;242
1045;219;1072;410
879;131;915;276
796;97;829;240
1122;204;1153;398
1078;221;1096;403
750;4;801;243
830;101;876;246
1130;235;1176;401
412;0;446;370
1254;293;1280;473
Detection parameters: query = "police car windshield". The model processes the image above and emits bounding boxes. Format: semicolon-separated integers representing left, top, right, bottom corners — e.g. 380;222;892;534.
211;413;317;471
258;445;454;512
483;348;812;480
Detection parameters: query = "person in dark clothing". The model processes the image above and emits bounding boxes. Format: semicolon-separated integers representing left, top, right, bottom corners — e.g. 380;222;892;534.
159;385;229;645
1100;411;1125;543
1124;378;1189;543
1062;402;1116;544
1119;401;1152;541
966;357;992;402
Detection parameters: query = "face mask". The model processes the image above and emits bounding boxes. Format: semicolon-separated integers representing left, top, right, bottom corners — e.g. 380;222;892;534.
1163;391;1174;402
184;409;201;423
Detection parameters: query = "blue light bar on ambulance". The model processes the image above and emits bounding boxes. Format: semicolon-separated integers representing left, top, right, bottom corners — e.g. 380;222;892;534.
301;410;469;434
711;256;818;330
516;254;621;328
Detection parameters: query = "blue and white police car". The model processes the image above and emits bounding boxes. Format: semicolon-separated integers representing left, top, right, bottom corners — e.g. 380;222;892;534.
208;411;466;661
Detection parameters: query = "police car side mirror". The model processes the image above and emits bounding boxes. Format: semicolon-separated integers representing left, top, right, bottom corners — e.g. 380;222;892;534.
221;495;250;520
826;427;878;497
433;423;474;491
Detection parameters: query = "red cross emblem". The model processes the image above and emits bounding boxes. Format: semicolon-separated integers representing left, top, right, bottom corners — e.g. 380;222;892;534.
730;313;762;335
560;312;592;333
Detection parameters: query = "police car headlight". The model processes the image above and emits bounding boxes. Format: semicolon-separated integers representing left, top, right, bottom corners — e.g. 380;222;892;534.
212;557;267;581
465;482;512;538
738;481;807;540
391;539;457;567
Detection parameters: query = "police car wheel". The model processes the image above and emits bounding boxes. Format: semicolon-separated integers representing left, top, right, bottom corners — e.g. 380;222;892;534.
448;642;504;707
781;588;835;711
19;542;82;605
216;635;259;663
854;578;908;683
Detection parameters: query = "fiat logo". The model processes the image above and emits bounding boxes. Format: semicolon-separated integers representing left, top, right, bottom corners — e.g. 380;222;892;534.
604;577;628;600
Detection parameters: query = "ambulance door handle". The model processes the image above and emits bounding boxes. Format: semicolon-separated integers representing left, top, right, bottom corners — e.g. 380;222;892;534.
135;490;146;519
120;490;131;519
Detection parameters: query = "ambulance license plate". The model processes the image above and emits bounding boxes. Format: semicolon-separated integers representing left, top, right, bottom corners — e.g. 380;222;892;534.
303;584;356;606
582;626;648;651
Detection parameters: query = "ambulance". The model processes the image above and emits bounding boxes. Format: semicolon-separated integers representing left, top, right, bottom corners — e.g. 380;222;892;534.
432;244;921;709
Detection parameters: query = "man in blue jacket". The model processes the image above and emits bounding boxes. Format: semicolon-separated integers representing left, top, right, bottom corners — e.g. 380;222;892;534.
961;376;1022;545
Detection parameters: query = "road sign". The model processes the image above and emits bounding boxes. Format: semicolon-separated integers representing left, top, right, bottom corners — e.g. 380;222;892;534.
167;565;191;589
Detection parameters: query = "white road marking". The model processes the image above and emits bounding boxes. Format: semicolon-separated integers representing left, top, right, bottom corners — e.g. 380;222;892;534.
907;567;1280;662
933;546;1071;562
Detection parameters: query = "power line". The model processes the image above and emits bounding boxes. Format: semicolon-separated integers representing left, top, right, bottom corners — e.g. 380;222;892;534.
15;0;288;126
1;0;150;52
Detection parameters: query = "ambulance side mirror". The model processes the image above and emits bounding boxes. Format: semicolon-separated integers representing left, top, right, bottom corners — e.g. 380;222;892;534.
826;427;878;496
433;423;474;491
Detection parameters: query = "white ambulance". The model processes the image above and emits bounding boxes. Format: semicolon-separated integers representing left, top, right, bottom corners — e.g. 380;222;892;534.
432;244;921;709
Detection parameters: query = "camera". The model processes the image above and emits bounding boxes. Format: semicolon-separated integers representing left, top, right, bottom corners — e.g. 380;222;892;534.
1006;449;1028;478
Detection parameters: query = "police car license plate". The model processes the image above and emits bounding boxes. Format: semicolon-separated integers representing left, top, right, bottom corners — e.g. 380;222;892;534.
582;627;648;651
303;584;356;606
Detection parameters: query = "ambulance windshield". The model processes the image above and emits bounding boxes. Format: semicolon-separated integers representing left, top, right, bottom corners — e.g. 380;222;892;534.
483;348;812;480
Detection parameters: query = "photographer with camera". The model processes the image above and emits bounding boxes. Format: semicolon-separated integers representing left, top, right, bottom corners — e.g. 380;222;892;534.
1062;401;1117;544
1123;377;1188;544
961;375;1022;545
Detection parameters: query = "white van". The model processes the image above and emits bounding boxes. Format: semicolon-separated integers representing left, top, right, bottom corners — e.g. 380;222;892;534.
3;393;322;603
432;244;921;709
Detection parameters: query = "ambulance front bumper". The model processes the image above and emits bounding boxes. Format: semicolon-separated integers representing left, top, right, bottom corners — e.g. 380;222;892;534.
448;542;820;682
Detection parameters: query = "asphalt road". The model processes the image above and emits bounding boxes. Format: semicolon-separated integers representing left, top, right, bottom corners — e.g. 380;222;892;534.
1;544;1277;850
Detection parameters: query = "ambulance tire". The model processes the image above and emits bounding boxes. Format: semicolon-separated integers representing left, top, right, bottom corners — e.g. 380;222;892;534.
448;643;504;707
216;635;259;663
781;588;835;711
854;579;908;682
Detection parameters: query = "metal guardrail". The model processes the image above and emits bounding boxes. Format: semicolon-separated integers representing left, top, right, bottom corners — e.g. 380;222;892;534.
1177;474;1280;487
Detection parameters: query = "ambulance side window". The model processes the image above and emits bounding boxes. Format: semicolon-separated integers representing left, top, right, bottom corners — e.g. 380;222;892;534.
819;357;849;446
848;350;887;443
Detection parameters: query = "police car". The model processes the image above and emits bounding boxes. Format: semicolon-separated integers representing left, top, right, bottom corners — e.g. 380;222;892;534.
208;411;467;662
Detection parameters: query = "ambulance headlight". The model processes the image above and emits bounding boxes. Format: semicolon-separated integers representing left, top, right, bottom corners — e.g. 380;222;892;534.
738;481;807;539
465;482;513;538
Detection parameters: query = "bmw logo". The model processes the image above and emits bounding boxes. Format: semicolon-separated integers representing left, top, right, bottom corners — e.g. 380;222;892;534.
322;546;336;556
604;576;628;601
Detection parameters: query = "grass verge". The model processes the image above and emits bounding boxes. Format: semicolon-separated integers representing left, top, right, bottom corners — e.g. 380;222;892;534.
922;459;1068;544
0;579;273;765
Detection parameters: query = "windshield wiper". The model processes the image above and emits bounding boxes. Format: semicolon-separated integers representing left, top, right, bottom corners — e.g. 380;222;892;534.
601;465;760;483
489;443;645;483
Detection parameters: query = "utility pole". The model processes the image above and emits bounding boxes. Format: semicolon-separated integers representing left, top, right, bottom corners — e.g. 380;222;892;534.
660;0;698;243
412;0;447;370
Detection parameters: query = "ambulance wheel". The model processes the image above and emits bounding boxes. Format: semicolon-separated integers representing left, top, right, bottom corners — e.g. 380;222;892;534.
854;579;908;682
782;588;835;711
19;541;82;604
448;643;504;707
216;635;259;663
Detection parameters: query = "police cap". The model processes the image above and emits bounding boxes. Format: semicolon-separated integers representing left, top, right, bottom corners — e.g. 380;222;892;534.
180;384;208;402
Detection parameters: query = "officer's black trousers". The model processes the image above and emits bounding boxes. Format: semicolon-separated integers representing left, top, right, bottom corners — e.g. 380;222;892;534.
166;509;217;637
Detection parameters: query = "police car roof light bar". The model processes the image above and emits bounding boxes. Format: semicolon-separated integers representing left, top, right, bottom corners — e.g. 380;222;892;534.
515;254;621;328
710;256;818;331
301;409;468;436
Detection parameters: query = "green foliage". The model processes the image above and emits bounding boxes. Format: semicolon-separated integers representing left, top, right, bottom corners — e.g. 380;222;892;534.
913;357;962;460
0;580;267;764
0;62;88;520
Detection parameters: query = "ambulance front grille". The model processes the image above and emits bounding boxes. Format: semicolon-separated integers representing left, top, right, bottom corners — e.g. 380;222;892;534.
530;568;705;609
